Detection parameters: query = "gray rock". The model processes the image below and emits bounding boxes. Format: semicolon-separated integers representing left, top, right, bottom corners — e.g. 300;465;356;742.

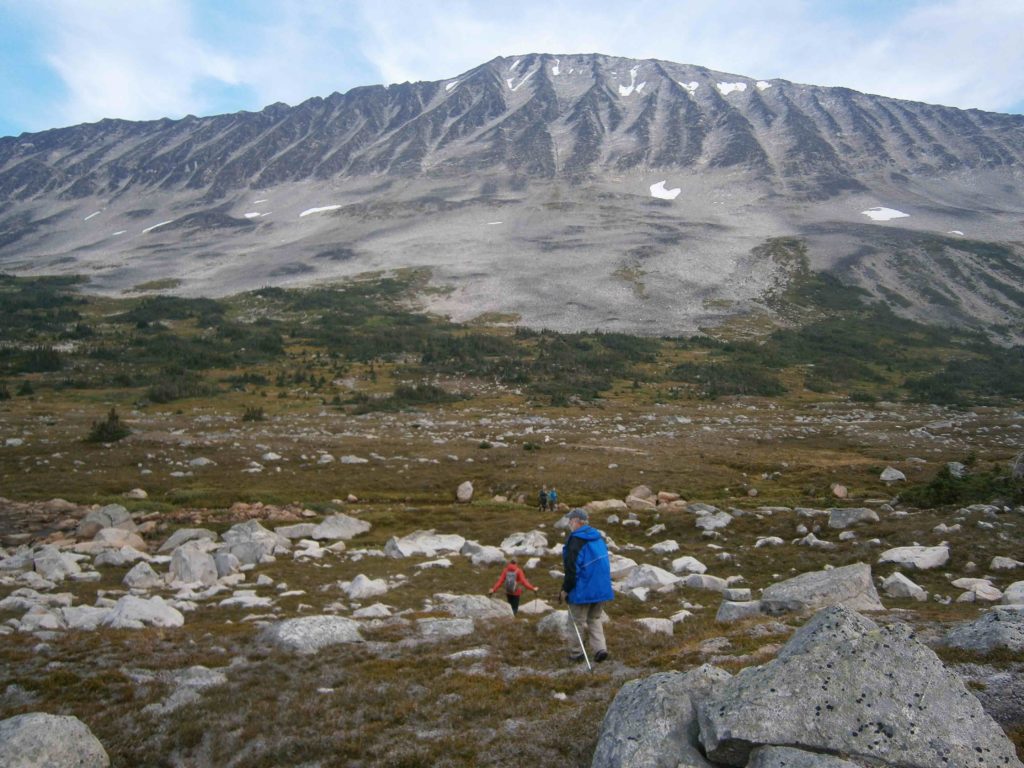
620;564;681;591
760;563;883;616
123;561;163;590
991;556;1023;570
273;523;317;540
417;617;475;640
340;574;388;600
880;466;906;483
716;600;763;623
592;665;731;768
499;530;548;556
213;550;240;578
157;528;217;553
878;545;949;570
59;605;111;631
536;610;570;638
384;530;465;558
947;461;968;479
101;595;184;629
943;610;1024;653
435;593;513;619
92;527;146;550
260;616;362;653
696;605;1023;768
882;572;927;601
695;511;733;531
456;480;474;502
32;546;81;582
169;544;218;586
1003;581;1024;605
94;546;148;567
827;507;880;529
220;520;290;562
746;745;862;767
142;665;228;716
0;712;109;767
723;588;752;602
684;574;729;592
310;513;371;541
76;504;135;538
460;540;506;565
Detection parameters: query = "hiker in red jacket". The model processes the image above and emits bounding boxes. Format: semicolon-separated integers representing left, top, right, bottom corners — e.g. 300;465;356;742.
488;558;538;616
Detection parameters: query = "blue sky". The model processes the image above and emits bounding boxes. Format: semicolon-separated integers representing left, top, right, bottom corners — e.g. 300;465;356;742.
2;0;1022;138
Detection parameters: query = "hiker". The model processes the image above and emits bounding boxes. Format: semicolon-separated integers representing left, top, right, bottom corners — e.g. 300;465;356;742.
560;508;613;663
489;558;538;615
538;484;549;512
547;486;558;512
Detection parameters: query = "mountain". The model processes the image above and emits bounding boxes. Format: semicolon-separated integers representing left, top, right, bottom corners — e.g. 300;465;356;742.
1;53;1022;339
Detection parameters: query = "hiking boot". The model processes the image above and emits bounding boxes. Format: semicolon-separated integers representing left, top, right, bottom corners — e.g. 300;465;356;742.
568;652;585;662
594;649;609;663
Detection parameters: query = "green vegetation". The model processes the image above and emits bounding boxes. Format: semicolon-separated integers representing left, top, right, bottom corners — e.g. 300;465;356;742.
85;408;131;443
0;261;1020;410
900;463;1024;508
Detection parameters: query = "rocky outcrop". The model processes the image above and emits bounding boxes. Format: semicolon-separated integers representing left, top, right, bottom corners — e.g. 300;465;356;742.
943;609;1024;653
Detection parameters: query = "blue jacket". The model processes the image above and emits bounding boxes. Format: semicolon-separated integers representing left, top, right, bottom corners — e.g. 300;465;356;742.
562;525;614;604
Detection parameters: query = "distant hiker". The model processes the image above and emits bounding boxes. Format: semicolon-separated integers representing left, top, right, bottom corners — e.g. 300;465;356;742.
560;508;613;663
548;486;558;512
489;558;538;616
538;484;549;512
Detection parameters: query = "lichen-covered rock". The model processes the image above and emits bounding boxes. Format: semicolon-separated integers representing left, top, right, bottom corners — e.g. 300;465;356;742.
760;563;883;615
101;595;183;630
943;609;1024;653
0;712;110;767
592;666;730;768
696;605;1023;768
878;545;949;570
435;593;513;619
826;507;879;529
260;616;362;653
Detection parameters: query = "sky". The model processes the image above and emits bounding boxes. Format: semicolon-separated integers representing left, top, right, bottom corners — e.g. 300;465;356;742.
1;0;1023;138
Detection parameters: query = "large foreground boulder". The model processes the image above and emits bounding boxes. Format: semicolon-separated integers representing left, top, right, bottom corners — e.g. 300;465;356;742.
260;616;362;654
592;665;729;768
696;605;1023;768
0;712;109;767
746;746;862;767
759;563;883;616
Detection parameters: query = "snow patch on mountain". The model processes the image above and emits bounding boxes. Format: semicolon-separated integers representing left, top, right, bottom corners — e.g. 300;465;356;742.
445;80;460;93
299;205;342;218
650;181;681;200
506;69;536;92
619;66;646;97
142;220;174;234
83;211;101;221
551;59;560;76
756;81;772;90
679;81;699;93
718;82;748;95
861;207;909;221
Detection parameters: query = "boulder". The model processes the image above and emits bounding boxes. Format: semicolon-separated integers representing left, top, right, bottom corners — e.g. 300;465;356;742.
60;605;112;631
213;551;241;578
536;610;570;638
101;596;184;629
592;665;729;768
609;554;639;580
696;605;1024;768
384;530;466;558
651;540;679;555
882;572;927;601
499;531;548;556
619;564;680;591
435;593;513;620
32;546;81;582
671;556;708;574
260;616;362;653
878;545;949;570
273;523;317;540
584;499;629;514
880;466;906;482
684;574;728;592
952;577;1003;602
629;484;655;500
760;563;883;616
456;480;473;502
310;514;371;541
826;507;879;529
716;600;762;623
830;483;848;500
460;541;506;565
418;617;474;641
76;504;135;538
635;618;674;635
93;527;146;551
169;544;218;586
991;556;1023;570
220;520;290;564
341;574;388;600
93;547;149;567
695;511;733;531
0;712;110;767
123;561;163;590
1003;581;1024;605
943;610;1024;653
755;537;785;548
157;528;217;553
626;495;656;511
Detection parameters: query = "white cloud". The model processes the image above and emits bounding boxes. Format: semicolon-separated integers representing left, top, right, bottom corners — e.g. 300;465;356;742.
42;0;242;125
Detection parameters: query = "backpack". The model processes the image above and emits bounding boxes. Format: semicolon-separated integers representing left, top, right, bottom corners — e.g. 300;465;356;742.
503;568;518;595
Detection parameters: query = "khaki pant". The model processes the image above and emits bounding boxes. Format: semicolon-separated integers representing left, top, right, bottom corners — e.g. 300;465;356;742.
566;602;606;656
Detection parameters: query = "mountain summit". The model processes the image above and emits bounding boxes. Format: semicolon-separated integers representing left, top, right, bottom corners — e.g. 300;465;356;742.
2;53;1022;337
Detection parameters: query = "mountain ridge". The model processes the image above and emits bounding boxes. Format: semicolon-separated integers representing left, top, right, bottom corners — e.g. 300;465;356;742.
1;53;1022;340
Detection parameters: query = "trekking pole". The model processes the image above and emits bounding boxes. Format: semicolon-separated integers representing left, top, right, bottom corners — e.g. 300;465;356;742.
566;607;593;672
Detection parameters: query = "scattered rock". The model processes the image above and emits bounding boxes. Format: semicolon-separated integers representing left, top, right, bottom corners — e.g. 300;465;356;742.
882;572;927;601
943;609;1024;653
260;616;362;653
456;481;474;503
878;545;949;570
826;507;879;529
880;466;906;483
0;712;110;768
760;563;884;616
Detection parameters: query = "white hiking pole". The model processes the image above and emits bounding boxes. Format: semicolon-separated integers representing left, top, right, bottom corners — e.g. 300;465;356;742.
567;608;593;672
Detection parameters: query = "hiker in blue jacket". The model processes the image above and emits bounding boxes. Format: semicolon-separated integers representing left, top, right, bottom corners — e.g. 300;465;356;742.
559;508;613;663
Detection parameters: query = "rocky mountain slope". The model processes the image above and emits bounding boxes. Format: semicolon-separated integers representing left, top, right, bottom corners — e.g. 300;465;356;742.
1;53;1023;337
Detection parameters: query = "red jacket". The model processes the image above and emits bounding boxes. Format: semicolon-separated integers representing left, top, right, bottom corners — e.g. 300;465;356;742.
490;564;537;597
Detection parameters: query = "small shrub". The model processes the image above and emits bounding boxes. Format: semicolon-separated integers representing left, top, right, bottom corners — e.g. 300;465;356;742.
523;441;541;451
85;408;131;443
479;440;492;449
242;405;265;422
0;381;10;400
16;380;33;396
